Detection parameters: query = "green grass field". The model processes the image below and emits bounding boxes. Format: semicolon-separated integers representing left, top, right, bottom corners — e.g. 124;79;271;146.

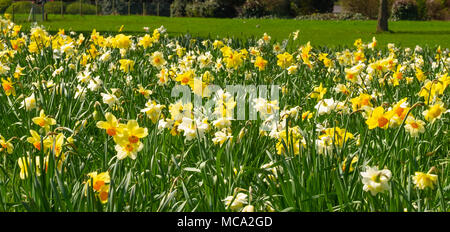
12;14;450;49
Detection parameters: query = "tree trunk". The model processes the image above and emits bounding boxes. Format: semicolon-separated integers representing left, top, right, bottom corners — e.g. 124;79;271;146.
377;0;389;32
143;0;146;16
157;0;160;16
42;2;45;21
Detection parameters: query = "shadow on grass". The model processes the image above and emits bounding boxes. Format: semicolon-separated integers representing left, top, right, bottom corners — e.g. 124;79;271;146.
390;30;450;35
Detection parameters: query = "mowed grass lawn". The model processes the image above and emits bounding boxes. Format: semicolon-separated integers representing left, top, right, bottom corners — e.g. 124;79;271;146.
13;14;450;48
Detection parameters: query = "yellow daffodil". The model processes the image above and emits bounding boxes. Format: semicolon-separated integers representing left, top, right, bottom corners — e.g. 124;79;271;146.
96;112;122;137
342;156;358;173
1;78;16;96
254;56;268;71
85;171;110;204
310;83;327;100
32;109;56;132
366;106;392;129
115;120;148;145
413;170;438;190
119;59;135;73
0;135;13;154
422;101;446;123
276;52;294;69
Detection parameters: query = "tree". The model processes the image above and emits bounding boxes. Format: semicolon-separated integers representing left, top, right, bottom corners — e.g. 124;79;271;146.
377;0;389;32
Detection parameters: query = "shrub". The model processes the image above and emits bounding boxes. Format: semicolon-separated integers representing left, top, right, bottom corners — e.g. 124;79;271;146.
295;12;369;20
6;2;41;14
342;0;395;19
416;0;427;19
141;0;172;16
44;1;65;14
170;0;187;17
290;0;336;16
66;3;97;15
263;0;290;16
238;0;289;18
186;0;220;17
239;0;267;18
391;0;419;20
214;0;240;17
0;0;12;14
426;0;446;19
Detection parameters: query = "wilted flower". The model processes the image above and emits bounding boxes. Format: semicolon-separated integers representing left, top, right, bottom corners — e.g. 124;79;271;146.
413;170;438;190
223;192;248;211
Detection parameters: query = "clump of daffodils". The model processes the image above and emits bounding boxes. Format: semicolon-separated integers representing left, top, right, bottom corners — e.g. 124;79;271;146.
85;171;110;204
275;126;306;156
96;112;148;160
316;127;353;155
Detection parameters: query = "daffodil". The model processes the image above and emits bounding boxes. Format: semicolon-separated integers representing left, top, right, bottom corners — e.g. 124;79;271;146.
254;56;268;71
422;101;446;123
0;135;13;154
119;59;135;73
404;116;425;137
138;34;154;48
85;171;110;204
212;129;233;147
1;78;16;96
169;101;193;121
32;110;56;132
310;83;327;100
342;156;358;173
301;111;313;121
276;52;294;69
115;120;148;145
412;171;438;190
111;34;131;49
388;98;410;127
360;166;392;196
27;130;44;151
101;92;119;106
415;68;426;82
150;51;166;68
86;171;110;192
141;100;165;123
17;156;45;180
223;192;248;211
45;133;65;157
176;70;195;86
242;205;255;212
276;126;306;155
368;37;377;50
114;140;143;160
223;50;244;70
366;106;392;129
350;93;372;112
96;112;122;137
